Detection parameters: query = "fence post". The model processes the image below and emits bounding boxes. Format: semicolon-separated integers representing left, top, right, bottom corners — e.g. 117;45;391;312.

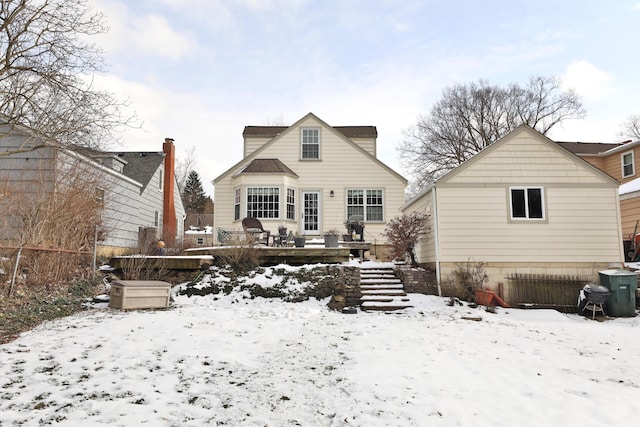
9;246;22;298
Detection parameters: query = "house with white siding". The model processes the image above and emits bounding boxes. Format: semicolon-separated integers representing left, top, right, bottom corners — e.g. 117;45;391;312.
213;112;407;255
0;118;185;256
401;125;624;303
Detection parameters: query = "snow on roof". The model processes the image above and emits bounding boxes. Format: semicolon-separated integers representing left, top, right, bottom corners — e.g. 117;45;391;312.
619;177;640;195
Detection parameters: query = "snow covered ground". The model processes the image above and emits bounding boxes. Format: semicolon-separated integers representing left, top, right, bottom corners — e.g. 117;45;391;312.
1;262;640;426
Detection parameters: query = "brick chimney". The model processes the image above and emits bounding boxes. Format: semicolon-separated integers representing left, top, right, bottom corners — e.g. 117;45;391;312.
162;137;176;246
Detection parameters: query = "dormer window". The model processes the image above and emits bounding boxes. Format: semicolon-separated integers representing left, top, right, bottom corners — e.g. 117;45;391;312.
301;128;320;159
622;151;635;178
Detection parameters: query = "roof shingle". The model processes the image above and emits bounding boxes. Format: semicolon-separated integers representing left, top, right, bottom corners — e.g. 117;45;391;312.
242;125;377;139
238;158;298;176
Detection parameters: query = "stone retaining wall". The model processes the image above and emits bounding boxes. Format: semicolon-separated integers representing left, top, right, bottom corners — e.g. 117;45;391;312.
395;265;438;295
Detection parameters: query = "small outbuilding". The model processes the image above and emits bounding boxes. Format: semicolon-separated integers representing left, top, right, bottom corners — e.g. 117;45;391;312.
402;125;624;304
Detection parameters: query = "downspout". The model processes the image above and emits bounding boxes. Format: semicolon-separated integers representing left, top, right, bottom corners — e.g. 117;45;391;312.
433;186;442;296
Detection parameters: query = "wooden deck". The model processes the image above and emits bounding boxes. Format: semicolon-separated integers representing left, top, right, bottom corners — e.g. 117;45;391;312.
108;243;371;271
108;255;215;271
184;245;359;265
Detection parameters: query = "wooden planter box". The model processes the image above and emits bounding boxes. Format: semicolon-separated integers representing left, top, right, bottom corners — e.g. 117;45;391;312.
109;280;171;310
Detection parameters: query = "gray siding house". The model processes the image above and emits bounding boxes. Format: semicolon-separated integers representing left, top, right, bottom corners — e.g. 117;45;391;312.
0;118;185;256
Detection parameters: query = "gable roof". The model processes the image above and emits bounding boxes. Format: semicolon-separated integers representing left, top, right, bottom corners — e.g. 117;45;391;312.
243;125;377;139
236;158;298;176
215;112;406;184
116;151;164;189
437;125;620;186
403;126;620;211
556;141;623;155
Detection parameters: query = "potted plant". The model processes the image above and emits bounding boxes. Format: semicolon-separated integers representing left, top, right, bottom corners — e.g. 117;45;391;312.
323;229;340;248
293;233;306;248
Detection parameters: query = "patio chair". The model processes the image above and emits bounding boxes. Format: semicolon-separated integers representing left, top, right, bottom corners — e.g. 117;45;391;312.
272;227;289;247
242;217;271;245
217;228;231;246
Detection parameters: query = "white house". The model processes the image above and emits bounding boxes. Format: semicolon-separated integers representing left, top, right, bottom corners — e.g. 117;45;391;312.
0;118;185;256
401;125;624;303
213;112;407;256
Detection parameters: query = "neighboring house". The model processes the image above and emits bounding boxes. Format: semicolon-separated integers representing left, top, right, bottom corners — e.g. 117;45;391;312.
184;225;214;247
184;198;214;230
0;118;185;255
402;125;624;303
183;198;214;247
557;139;640;241
213;112;407;255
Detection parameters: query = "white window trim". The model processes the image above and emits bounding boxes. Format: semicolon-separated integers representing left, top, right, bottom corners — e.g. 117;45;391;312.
234;187;241;221
346;188;385;222
246;186;280;219
286;187;296;221
300;127;321;160
509;186;545;221
622;150;635;178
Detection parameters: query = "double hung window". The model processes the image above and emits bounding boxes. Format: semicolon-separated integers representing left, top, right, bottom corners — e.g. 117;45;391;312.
301;128;320;159
347;189;384;221
622;151;635;178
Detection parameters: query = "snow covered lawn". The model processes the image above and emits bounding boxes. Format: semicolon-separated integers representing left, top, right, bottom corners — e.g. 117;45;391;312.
1;264;640;426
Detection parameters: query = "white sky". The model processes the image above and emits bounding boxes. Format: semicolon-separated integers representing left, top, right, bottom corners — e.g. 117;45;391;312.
89;0;640;197
2;261;639;425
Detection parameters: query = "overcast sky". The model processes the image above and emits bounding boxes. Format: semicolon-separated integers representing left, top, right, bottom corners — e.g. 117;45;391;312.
91;0;640;197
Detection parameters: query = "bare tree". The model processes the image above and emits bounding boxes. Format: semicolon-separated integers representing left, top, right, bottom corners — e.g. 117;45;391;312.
0;0;137;152
175;145;197;195
618;115;640;141
399;76;585;188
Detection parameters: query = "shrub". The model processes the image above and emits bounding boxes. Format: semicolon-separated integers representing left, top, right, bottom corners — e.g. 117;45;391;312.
217;236;263;273
443;260;489;301
383;212;430;267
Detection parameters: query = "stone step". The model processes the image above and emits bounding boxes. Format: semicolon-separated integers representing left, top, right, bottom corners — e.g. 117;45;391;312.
359;269;395;274
360;295;411;302
361;283;404;290
360;273;396;279
361;301;413;311
358;266;412;312
361;289;407;296
360;279;402;286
